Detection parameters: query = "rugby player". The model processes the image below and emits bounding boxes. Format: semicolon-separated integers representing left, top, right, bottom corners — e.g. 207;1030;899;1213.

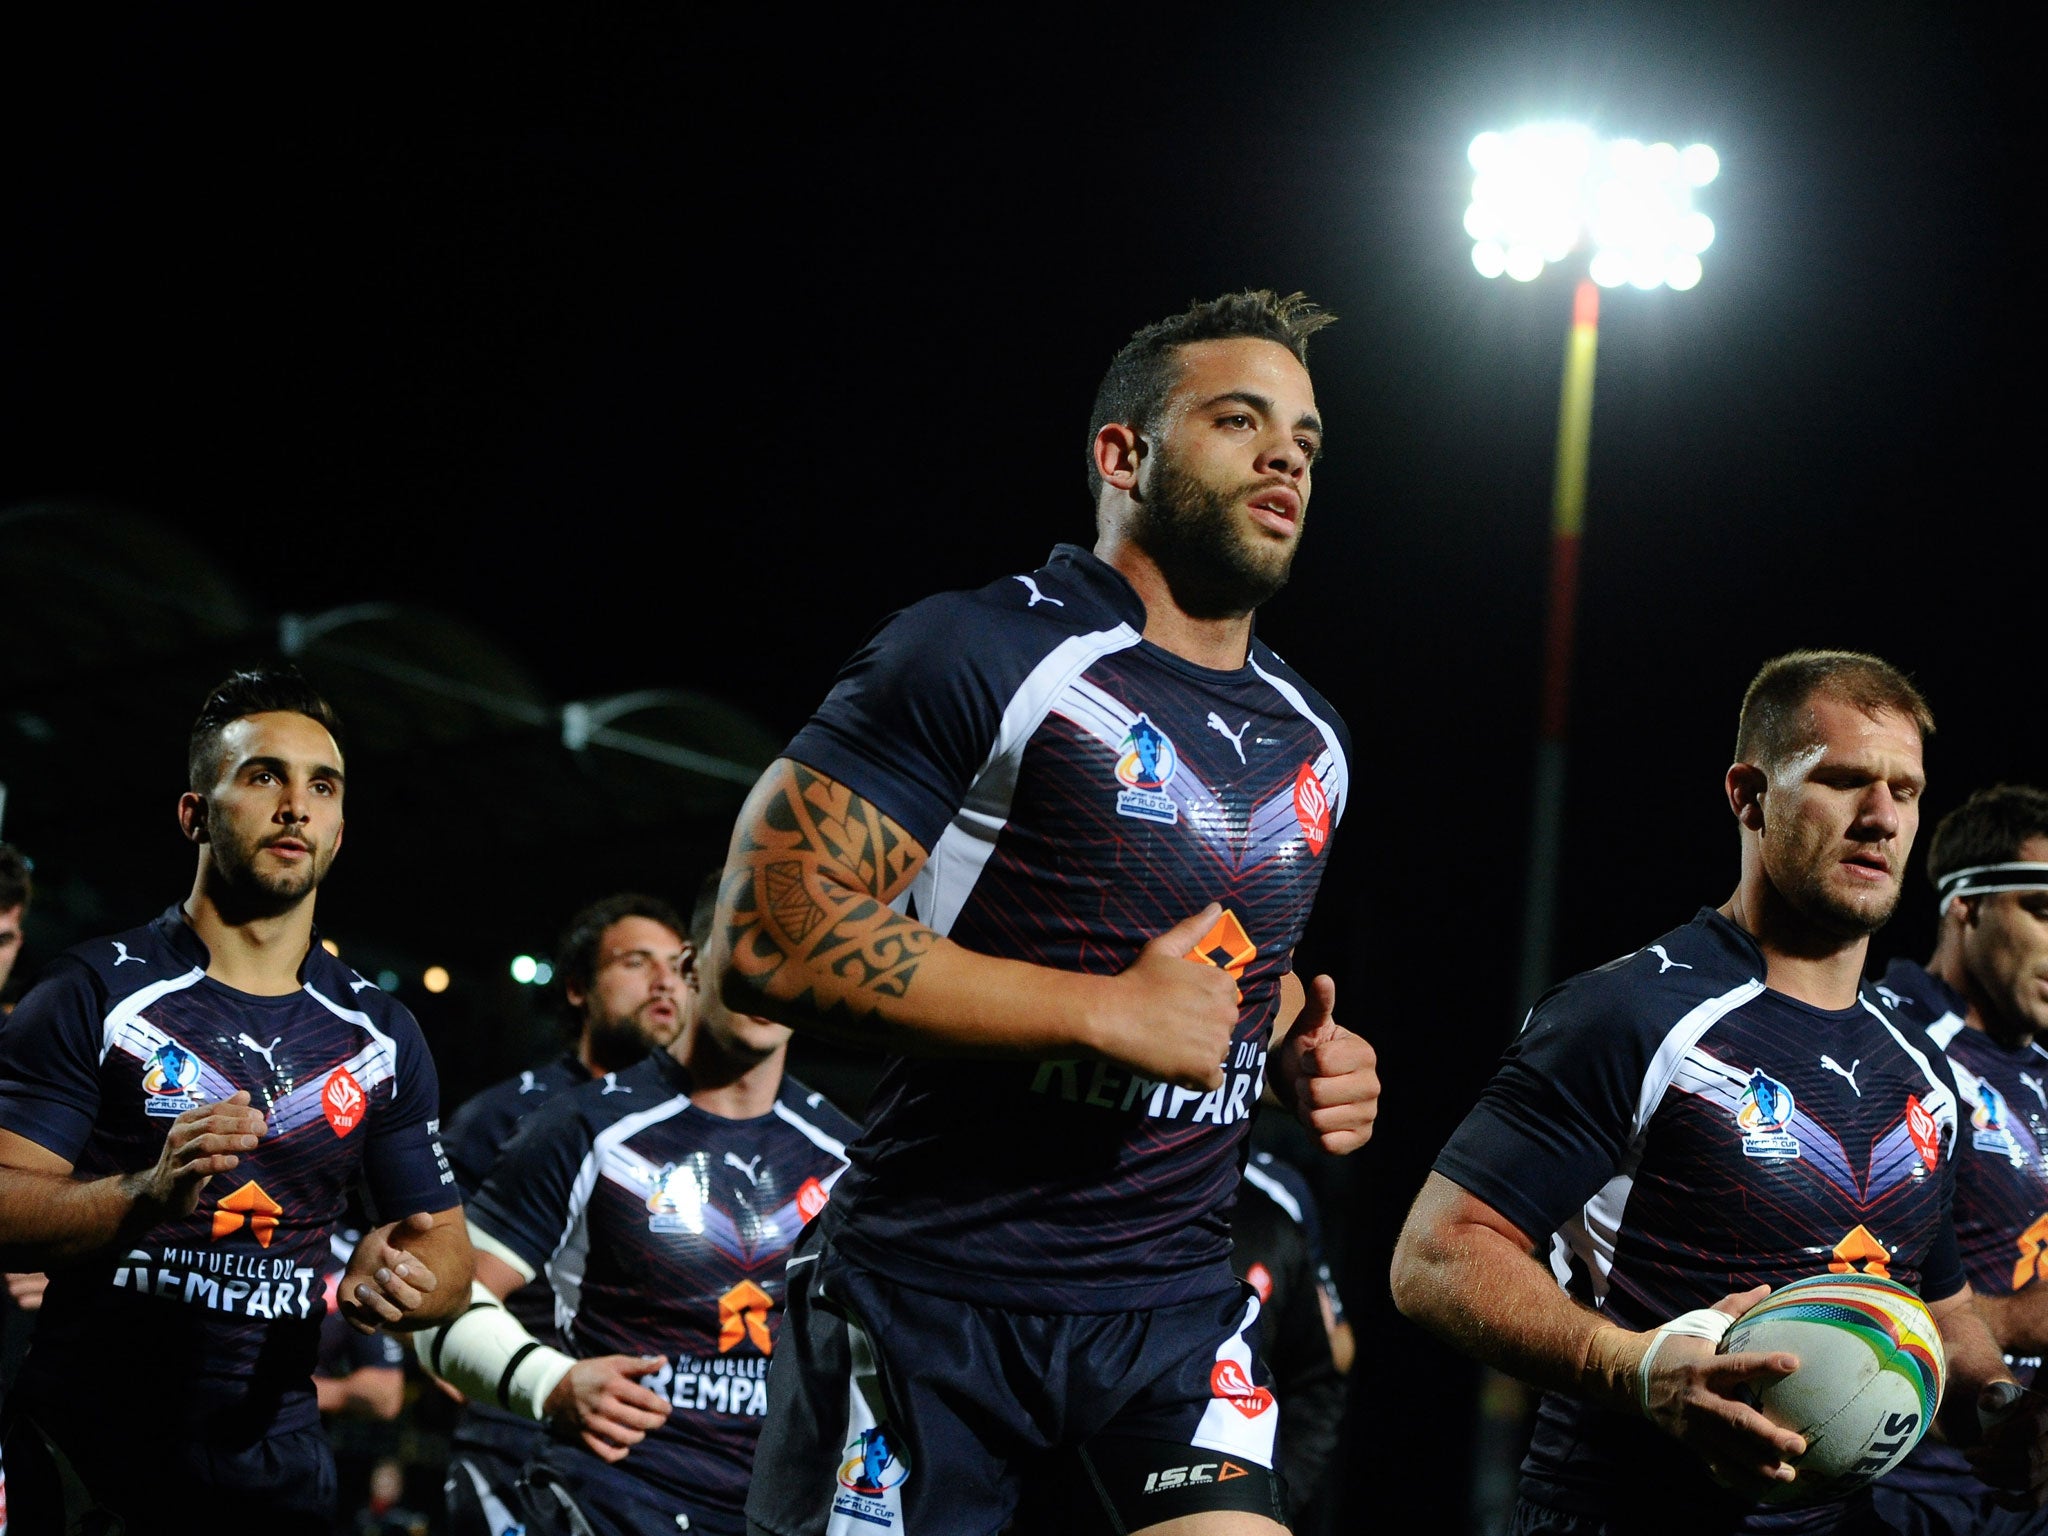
1391;652;2048;1532
1867;784;2048;1535
714;290;1381;1534
0;842;30;1000
0;668;470;1534
419;874;857;1536
440;892;692;1535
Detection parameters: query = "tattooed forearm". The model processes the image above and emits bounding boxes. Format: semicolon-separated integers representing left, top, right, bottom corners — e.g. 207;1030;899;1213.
718;760;936;1036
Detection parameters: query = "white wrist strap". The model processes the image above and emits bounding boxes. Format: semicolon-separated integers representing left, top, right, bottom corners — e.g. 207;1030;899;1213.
1637;1308;1734;1411
417;1280;575;1422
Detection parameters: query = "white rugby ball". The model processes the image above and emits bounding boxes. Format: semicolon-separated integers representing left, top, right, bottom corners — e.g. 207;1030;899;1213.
1718;1273;1945;1504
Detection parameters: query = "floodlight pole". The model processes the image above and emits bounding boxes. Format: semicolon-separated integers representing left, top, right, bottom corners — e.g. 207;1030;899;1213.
1516;279;1600;1010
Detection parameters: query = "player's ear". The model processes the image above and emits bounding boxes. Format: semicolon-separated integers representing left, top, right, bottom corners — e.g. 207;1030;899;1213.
1726;764;1768;832
178;791;209;844
1094;422;1144;492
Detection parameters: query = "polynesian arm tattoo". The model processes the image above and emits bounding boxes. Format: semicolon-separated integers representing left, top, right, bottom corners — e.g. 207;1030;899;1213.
718;759;937;1038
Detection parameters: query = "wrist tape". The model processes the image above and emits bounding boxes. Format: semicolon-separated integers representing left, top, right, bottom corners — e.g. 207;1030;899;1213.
1637;1308;1735;1412
416;1280;575;1421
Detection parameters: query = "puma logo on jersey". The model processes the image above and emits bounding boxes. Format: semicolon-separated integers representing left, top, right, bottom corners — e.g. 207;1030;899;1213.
2025;1073;2048;1111
1821;1055;1862;1096
237;1034;283;1072
724;1152;764;1186
112;942;144;966
1206;713;1250;762
601;1074;630;1095
1646;946;1692;973
1012;575;1064;608
518;1070;540;1094
348;975;375;993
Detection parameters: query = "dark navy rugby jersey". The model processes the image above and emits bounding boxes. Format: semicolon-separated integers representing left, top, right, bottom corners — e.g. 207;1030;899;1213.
445;1050;589;1448
446;1049;588;1199
467;1051;855;1520
1244;1148;1345;1326
1435;908;1965;1531
1877;958;2048;1495
0;907;451;1445
784;543;1350;1311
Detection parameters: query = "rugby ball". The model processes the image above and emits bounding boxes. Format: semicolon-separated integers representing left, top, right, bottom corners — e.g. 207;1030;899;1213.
1718;1273;1945;1504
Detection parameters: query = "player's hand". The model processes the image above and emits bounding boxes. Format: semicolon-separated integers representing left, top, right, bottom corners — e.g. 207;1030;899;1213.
129;1091;266;1220
1965;1381;2048;1509
544;1354;672;1463
1270;975;1378;1154
339;1212;440;1335
1091;904;1241;1090
5;1271;49;1311
1639;1286;1805;1494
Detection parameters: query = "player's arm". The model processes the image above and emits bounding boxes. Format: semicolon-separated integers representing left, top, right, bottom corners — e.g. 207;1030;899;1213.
1966;1278;2048;1357
316;1363;405;1420
712;757;1239;1090
1391;1172;1806;1494
0;1095;266;1269
338;1205;472;1332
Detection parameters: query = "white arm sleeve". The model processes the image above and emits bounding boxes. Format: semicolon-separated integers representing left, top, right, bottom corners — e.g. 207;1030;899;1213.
416;1280;575;1422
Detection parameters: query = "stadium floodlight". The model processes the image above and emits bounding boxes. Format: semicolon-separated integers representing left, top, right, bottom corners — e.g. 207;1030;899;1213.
510;954;539;984
1467;125;1718;291
1461;123;1725;1014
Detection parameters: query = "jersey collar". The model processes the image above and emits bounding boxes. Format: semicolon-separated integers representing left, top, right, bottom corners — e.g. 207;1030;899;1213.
1044;543;1149;630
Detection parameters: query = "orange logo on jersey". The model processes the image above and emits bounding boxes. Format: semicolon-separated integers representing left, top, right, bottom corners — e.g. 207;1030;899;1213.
1828;1224;1892;1277
718;1279;775;1355
323;1067;366;1138
1293;764;1330;854
796;1177;830;1223
213;1180;283;1247
2013;1214;2048;1290
1245;1263;1274;1303
1185;909;1257;979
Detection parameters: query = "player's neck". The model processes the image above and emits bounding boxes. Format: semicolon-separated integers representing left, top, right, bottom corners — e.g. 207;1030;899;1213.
1928;935;2035;1049
182;871;315;997
673;1034;786;1119
1719;881;1870;1011
1095;534;1254;672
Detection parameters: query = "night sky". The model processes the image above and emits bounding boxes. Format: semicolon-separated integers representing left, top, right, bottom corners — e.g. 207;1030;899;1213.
2;5;2039;1518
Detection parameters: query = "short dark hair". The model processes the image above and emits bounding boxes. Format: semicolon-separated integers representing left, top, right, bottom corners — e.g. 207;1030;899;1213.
0;844;30;913
1085;289;1336;500
555;892;688;1012
188;667;346;792
1926;785;2048;890
687;869;723;953
1733;650;1934;771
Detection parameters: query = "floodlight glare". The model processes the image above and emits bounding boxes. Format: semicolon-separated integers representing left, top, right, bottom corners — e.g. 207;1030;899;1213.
511;954;539;984
1466;124;1719;291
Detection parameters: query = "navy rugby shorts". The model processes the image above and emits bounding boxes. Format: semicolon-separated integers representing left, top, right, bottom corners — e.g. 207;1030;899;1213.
745;1221;1288;1535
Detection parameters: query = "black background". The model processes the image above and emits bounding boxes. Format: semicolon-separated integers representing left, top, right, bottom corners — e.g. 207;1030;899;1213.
3;4;2039;1518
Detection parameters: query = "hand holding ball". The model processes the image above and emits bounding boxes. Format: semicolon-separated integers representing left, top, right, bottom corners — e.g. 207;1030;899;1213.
1718;1273;1945;1504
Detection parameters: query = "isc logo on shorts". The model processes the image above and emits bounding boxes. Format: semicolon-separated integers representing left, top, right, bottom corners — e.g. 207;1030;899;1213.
1144;1460;1251;1492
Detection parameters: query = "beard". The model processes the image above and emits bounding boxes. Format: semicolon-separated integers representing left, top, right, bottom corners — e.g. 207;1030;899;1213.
586;1003;679;1071
1769;844;1903;941
1129;450;1299;620
207;810;330;914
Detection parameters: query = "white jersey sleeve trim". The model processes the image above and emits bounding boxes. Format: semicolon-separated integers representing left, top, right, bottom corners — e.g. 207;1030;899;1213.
1249;656;1349;827
98;968;205;1065
906;623;1142;936
549;1097;688;1339
1926;1011;1967;1049
1242;1160;1304;1223
1551;978;1765;1301
467;1221;538;1285
304;984;400;1082
772;1099;849;1161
